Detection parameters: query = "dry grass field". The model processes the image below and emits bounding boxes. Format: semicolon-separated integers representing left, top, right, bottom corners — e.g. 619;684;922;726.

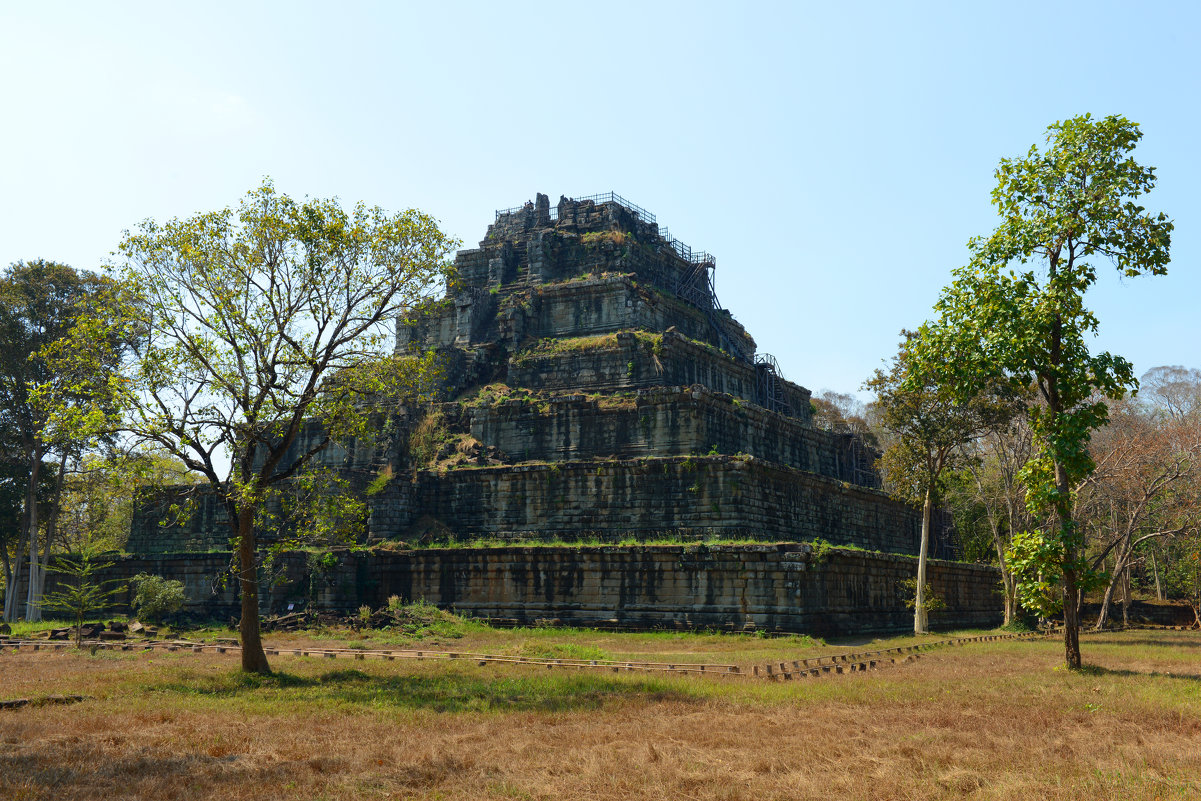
1;625;1199;800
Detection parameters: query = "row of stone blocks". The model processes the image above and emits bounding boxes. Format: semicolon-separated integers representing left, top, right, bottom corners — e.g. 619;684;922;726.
74;545;1004;637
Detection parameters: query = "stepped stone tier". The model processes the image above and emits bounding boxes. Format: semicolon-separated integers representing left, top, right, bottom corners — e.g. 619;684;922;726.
120;193;992;633
130;191;943;556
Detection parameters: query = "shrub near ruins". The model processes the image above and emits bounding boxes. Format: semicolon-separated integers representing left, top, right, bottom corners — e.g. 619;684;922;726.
130;573;186;624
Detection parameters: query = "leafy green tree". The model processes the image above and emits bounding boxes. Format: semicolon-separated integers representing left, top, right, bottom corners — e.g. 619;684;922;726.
922;114;1172;669
130;572;186;624
71;180;454;673
40;545;125;647
0;261;124;622
868;329;1008;633
56;447;201;553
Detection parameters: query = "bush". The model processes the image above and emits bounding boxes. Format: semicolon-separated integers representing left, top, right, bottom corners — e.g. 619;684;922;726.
130;573;186;624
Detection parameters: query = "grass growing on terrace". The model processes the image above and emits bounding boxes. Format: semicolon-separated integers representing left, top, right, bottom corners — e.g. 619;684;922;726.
508;331;662;367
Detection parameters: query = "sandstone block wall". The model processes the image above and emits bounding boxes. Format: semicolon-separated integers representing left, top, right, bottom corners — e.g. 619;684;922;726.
397;275;756;364
131;454;922;556
84;545;1002;636
469;387;857;479
507;331;810;418
379;456;921;553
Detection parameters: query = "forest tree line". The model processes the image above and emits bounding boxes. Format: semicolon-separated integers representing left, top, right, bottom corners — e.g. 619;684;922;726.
812;365;1201;625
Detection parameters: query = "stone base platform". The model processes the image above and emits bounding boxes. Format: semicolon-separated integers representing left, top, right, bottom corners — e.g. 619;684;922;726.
87;544;1002;637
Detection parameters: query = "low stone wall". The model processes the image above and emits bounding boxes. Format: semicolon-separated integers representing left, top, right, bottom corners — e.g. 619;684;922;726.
86;545;1003;637
1079;601;1197;627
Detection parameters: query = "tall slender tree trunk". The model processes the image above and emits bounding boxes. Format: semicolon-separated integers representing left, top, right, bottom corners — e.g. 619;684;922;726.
2;530;22;623
32;452;68;612
1151;548;1165;601
1003;571;1017;625
1;513;17;623
236;508;271;674
915;489;931;635
1095;538;1138;631
24;449;41;621
1054;460;1082;670
992;531;1017;626
1094;569;1117;630
1121;565;1131;627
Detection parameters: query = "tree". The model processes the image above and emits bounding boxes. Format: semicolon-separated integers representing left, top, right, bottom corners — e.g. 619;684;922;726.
951;395;1039;625
868;329;1006;633
130;573;187;624
811;390;878;446
0;261;123;622
40;545;125;648
923;114;1172;669
82;180;455;673
1079;398;1200;627
1140;366;1201;421
56;447;201;553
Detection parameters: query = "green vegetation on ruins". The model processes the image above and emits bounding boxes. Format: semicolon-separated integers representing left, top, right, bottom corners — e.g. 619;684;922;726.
508;331;662;366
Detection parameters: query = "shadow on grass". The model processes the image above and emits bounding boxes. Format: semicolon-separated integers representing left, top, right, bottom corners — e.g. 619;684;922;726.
1079;663;1201;682
152;667;701;713
1085;634;1201;650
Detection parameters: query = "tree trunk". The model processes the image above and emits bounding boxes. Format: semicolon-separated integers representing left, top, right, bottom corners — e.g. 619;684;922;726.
1053;455;1082;669
24;450;41;622
1063;567;1082;669
915;489;931;635
1094;570;1117;630
991;528;1017;626
1121;565;1130;627
1002;570;1017;626
33;452;68;612
1;524;15;623
1151;548;1165;601
3;554;23;624
4;517;29;623
236;508;271;674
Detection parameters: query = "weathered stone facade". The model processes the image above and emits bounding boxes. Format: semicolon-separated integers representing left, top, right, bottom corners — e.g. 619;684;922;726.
92;545;1002;636
124;192;985;633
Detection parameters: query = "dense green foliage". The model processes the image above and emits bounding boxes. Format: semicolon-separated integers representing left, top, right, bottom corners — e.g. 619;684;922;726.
40;547;125;646
0;260;127;622
130;572;187;624
49;180;457;672
919;114;1172;668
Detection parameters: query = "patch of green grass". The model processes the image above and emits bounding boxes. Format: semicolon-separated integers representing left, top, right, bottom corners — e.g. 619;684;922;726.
148;664;702;714
412;533;776;550
509;331;661;366
511;641;611;661
1;615;136;638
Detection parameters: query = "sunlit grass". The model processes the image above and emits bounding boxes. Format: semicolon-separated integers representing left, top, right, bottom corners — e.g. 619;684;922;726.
3;627;1199;800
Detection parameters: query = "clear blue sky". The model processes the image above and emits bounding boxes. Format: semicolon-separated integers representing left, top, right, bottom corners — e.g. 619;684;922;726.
2;2;1197;399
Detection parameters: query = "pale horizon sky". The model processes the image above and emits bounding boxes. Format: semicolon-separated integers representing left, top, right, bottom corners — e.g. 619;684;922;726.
2;2;1197;400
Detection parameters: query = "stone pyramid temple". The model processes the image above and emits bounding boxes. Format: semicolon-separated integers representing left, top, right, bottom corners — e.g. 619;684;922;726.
119;193;997;635
130;192;939;557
